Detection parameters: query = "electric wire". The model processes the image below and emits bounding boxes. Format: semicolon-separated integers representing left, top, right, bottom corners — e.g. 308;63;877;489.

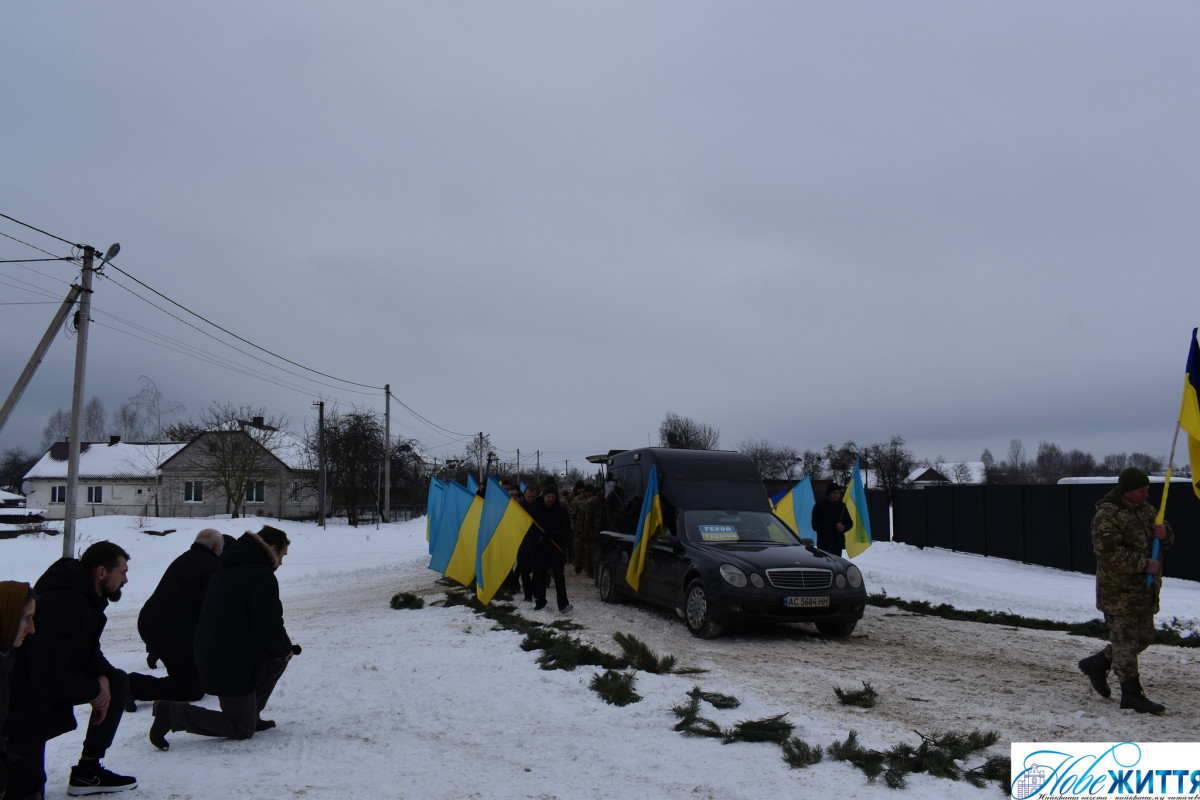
0;212;82;249
103;261;382;392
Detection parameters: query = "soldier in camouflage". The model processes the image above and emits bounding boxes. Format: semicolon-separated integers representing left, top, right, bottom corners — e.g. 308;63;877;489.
573;484;601;578
1078;467;1173;714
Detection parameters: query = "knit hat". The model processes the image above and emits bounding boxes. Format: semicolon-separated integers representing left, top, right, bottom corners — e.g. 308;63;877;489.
542;482;559;496
825;482;843;494
0;580;32;650
1117;467;1150;494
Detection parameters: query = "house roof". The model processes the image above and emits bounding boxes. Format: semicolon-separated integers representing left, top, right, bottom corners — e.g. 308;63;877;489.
24;441;187;481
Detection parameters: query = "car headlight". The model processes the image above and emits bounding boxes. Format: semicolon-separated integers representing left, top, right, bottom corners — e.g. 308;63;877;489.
750;573;765;588
846;564;863;588
835;573;846;588
719;564;748;588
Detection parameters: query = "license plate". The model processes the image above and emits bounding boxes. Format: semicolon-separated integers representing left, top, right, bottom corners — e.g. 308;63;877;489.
783;596;830;608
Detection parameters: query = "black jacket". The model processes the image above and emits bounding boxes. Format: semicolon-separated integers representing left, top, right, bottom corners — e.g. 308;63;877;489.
532;499;573;559
5;558;117;742
138;542;220;655
1;647;13;793
194;532;292;697
811;498;853;555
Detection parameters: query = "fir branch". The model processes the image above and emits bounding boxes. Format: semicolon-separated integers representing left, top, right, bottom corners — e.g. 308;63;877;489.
835;681;878;708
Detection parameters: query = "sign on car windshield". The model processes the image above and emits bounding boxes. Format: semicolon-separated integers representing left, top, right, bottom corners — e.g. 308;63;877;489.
697;524;740;542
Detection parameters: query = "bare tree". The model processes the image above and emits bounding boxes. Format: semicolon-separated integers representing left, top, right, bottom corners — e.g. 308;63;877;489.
40;409;70;450
0;447;37;491
950;462;974;484
980;448;998;483
313;407;386;526
1128;452;1164;474
658;412;720;450
191;403;290;517
1035;441;1067;485
823;441;858;485
863;435;915;498
799;449;824;478
115;376;185;441
739;438;800;480
83;396;108;441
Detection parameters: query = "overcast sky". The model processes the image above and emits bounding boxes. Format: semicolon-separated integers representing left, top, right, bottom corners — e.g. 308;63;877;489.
3;2;1198;477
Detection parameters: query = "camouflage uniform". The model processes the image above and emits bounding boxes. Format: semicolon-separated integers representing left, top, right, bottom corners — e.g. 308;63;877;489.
1090;486;1174;682
573;489;602;578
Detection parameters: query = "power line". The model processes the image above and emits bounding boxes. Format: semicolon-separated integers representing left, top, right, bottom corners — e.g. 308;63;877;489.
0;212;82;249
102;261;383;392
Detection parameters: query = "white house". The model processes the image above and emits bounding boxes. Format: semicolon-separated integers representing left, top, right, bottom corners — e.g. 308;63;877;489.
22;438;186;520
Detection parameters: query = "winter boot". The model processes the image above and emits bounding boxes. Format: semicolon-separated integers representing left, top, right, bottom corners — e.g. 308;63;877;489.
1119;678;1165;715
149;700;172;750
1077;650;1112;698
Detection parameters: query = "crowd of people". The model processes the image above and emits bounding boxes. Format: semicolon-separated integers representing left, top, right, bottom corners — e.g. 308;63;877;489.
496;479;605;615
0;466;1177;797
0;524;296;798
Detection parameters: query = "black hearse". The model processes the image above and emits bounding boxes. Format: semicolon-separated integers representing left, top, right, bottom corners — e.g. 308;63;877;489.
591;447;866;638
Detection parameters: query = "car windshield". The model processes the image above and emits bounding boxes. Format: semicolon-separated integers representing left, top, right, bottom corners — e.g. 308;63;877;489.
680;510;802;545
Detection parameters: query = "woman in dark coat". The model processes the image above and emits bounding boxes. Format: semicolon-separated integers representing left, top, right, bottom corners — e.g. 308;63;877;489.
150;526;294;749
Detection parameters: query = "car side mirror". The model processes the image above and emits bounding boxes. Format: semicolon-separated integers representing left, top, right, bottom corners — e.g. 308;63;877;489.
800;537;814;546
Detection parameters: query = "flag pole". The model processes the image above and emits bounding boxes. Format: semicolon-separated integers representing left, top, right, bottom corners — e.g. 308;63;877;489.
1148;422;1181;585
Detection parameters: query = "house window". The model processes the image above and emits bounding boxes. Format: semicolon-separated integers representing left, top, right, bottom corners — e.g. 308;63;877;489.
290;481;300;501
185;481;203;502
50;485;67;503
245;481;265;503
87;486;103;504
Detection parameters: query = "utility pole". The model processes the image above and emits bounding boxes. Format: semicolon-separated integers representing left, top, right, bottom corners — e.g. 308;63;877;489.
477;432;485;484
383;384;391;523
0;284;83;435
535;450;541;485
516;449;520;489
63;246;96;558
313;400;325;528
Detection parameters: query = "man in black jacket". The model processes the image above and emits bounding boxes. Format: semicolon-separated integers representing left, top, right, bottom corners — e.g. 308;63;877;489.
4;541;138;797
530;484;573;613
811;482;853;556
127;529;224;705
150;526;294;750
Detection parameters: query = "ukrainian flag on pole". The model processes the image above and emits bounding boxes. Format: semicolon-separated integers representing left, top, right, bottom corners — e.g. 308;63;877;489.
772;475;816;540
625;467;664;593
1181;327;1200;500
475;476;534;605
844;458;873;558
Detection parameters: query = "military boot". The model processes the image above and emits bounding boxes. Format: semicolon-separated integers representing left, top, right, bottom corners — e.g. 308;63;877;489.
1077;649;1112;698
1119;678;1165;715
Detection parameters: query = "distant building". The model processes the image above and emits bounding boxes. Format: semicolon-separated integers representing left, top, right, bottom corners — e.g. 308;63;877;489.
22;431;316;521
22;438;185;520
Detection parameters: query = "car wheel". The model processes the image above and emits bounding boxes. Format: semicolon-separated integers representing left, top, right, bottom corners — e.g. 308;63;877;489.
684;579;722;639
598;562;621;604
816;619;857;638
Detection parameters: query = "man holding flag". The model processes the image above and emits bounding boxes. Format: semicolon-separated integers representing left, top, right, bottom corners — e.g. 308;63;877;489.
1081;467;1173;714
811;482;852;556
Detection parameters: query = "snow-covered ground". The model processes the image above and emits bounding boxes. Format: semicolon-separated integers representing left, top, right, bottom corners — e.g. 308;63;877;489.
4;515;1199;799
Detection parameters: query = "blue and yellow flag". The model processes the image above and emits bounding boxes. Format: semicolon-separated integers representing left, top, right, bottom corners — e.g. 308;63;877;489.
625;468;664;593
844;458;873;558
466;474;478;494
426;477;445;546
1181;327;1200;500
428;479;475;575
772;476;816;541
445;493;483;587
476;476;534;605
